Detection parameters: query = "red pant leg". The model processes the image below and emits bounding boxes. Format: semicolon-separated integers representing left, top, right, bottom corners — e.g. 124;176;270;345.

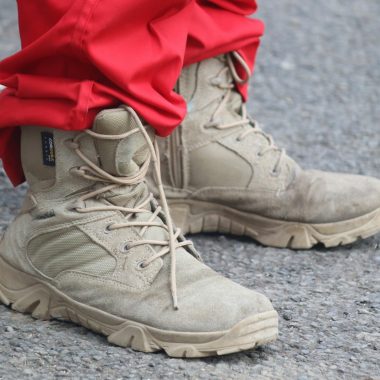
0;0;263;185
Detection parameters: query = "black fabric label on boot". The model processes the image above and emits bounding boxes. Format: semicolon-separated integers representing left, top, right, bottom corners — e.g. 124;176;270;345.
41;131;56;166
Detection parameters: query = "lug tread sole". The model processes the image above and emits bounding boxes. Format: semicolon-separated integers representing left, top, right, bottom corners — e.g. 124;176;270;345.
0;257;278;358
169;200;380;249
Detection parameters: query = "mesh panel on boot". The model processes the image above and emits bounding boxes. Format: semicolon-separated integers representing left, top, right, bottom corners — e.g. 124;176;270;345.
28;227;116;278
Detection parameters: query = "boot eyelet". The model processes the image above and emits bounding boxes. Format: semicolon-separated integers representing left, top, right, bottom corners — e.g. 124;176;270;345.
104;223;114;234
202;120;220;131
66;204;79;212
271;170;281;177
136;261;147;270
69;166;81;176
64;139;79;150
121;242;130;253
64;139;73;148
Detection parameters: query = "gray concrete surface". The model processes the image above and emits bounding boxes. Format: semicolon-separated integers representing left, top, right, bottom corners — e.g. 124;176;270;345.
0;0;379;379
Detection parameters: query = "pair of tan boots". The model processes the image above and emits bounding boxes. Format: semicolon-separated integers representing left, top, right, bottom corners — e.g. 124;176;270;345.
1;55;379;358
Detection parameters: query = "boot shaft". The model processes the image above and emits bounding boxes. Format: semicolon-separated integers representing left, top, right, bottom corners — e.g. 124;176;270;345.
152;54;299;196
154;55;250;191
20;107;153;202
178;55;245;144
21;126;95;199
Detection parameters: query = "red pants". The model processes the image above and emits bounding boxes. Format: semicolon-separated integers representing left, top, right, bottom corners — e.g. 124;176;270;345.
0;0;264;185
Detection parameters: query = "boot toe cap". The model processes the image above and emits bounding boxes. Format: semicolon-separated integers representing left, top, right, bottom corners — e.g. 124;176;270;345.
300;170;380;223
177;273;276;332
57;262;276;333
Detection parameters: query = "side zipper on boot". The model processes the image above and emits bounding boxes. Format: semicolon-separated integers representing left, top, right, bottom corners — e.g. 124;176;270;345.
168;126;183;189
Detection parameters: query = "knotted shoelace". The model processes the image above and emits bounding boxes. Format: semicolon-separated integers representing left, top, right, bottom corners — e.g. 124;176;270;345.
204;51;286;175
66;106;193;309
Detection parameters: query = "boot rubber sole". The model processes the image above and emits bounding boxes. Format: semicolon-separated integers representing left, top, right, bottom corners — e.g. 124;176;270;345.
169;199;380;249
0;256;278;358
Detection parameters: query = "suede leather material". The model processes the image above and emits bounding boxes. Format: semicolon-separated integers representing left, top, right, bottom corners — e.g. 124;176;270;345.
0;107;274;333
56;250;273;332
153;55;380;224
189;142;251;189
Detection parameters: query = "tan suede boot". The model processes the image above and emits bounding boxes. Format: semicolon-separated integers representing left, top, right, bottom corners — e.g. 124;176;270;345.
152;54;380;249
0;106;278;357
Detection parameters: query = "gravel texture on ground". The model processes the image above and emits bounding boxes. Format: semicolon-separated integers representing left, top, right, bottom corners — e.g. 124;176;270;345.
0;1;379;379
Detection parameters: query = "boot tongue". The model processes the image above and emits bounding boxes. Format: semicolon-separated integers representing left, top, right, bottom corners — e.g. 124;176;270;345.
92;107;150;177
92;107;173;246
91;107;152;209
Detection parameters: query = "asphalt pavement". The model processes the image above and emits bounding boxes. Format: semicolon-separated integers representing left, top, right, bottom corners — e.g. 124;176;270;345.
0;1;379;379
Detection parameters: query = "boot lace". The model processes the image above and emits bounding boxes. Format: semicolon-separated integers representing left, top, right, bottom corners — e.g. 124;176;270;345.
204;51;286;176
66;106;193;309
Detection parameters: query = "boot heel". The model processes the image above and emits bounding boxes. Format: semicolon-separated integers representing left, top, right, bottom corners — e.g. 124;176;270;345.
0;256;51;319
